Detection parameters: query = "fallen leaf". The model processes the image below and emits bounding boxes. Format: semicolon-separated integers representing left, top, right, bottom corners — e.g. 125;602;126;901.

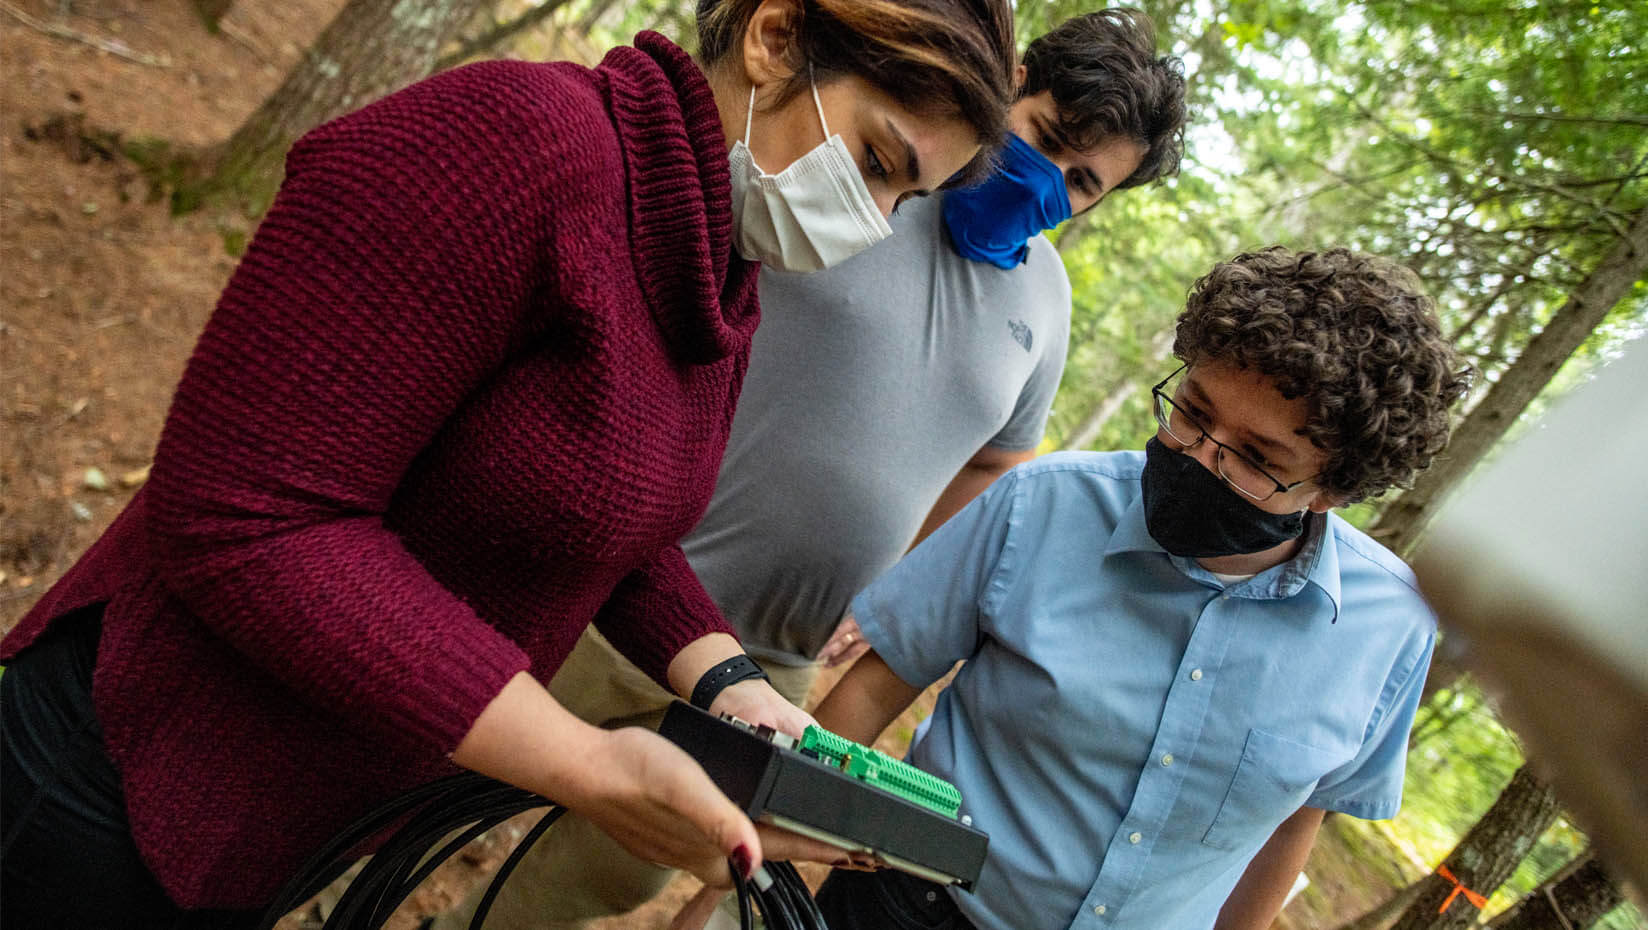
83;466;111;491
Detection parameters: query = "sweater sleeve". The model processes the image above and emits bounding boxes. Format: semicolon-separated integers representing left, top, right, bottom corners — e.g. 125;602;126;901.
143;64;579;755
593;544;738;690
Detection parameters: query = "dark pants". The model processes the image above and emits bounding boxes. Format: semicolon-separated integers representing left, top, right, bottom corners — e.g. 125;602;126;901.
814;868;979;930
1;605;261;930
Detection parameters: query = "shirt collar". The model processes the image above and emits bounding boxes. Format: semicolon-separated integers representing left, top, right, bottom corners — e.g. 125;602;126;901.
1105;495;1165;557
1106;499;1343;622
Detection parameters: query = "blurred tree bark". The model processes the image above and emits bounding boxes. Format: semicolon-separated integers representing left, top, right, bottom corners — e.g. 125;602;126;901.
1385;765;1563;930
1486;850;1626;930
574;0;625;35
436;0;576;71
174;0;490;215
1369;204;1648;558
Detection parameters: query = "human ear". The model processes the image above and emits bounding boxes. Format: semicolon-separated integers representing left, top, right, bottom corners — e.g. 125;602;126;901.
1013;63;1027;91
740;0;804;90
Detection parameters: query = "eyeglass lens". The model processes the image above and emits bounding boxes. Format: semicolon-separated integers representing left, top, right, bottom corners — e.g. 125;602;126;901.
1154;393;1280;501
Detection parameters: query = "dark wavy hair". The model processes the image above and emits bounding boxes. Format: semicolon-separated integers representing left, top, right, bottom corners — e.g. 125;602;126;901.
1020;8;1187;189
1173;247;1474;503
698;0;1017;186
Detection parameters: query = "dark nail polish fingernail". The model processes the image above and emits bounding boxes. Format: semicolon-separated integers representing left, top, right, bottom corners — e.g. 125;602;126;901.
732;845;753;880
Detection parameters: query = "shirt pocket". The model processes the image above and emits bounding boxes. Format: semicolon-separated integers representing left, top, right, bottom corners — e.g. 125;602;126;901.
1202;728;1349;851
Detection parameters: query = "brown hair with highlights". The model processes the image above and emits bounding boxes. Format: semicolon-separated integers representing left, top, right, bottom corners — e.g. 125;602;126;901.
697;0;1017;186
1174;247;1474;503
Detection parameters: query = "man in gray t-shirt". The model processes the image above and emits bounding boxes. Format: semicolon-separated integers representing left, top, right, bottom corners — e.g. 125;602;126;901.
684;191;1070;669
433;11;1189;930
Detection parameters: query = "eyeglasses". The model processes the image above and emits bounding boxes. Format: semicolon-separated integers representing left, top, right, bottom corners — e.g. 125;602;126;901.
1151;365;1312;503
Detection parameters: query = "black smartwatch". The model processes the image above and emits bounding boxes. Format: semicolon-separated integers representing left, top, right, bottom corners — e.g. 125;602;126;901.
690;654;771;710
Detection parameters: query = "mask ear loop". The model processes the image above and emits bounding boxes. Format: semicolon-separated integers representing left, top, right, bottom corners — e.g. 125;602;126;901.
809;64;831;139
747;66;831;146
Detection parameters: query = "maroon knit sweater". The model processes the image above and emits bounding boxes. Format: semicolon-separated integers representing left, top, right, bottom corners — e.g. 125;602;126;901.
2;33;760;909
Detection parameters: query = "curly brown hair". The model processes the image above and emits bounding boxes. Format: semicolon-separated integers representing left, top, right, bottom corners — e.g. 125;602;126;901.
1173;247;1474;503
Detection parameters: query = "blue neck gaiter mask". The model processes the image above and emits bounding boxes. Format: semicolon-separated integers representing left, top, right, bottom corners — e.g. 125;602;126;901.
942;132;1072;269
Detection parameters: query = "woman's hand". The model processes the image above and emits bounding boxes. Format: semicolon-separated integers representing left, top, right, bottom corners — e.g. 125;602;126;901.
452;673;852;888
574;727;854;887
565;726;765;886
453;673;762;886
708;678;816;738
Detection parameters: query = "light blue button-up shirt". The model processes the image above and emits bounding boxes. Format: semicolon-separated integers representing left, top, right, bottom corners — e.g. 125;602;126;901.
852;451;1435;930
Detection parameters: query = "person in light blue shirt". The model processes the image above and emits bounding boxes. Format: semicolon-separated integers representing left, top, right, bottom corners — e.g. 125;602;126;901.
812;246;1475;930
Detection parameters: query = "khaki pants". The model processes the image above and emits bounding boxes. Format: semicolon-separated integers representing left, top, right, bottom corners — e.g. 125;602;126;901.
432;628;819;930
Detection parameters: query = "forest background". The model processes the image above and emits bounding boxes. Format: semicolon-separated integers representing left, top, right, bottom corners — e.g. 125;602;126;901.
0;0;1643;928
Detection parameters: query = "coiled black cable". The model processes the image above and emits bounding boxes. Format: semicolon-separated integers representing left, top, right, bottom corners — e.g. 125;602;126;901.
254;772;557;930
768;861;828;930
256;772;834;930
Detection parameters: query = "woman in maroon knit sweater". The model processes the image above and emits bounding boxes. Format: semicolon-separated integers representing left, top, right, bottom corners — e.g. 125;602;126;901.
0;1;1016;924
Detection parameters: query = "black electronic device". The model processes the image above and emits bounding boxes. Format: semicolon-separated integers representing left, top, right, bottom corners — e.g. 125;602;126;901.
657;701;990;889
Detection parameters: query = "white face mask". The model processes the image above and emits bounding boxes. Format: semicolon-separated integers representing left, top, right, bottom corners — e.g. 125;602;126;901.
727;76;893;272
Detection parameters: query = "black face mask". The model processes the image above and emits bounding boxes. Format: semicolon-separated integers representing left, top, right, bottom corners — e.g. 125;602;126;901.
1140;437;1307;558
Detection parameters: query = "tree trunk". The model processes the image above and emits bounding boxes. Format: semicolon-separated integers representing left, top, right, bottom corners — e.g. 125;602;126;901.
191;0;234;32
436;0;576;71
1387;765;1564;930
1369;203;1648;558
1487;851;1627;930
574;0;625;36
1332;880;1427;930
181;0;491;215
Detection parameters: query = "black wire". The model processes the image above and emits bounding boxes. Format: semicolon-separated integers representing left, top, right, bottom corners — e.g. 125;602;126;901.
770;861;828;930
329;794;515;928
467;807;564;930
732;860;755;930
257;774;838;930
258;774;481;929
335;779;535;929
747;874;780;929
752;867;802;930
255;772;558;930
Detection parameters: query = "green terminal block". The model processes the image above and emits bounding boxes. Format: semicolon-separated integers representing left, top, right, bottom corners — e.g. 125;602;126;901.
799;725;962;818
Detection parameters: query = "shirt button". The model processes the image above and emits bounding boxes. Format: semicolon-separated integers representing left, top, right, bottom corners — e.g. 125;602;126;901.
1094;905;1107;916
1129;831;1142;844
1190;668;1203;681
1161;753;1174;766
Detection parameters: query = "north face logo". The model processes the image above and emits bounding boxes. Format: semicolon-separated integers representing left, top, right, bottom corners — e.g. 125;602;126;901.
1009;319;1033;352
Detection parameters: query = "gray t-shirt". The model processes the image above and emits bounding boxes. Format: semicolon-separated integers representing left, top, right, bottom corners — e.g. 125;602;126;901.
682;194;1071;664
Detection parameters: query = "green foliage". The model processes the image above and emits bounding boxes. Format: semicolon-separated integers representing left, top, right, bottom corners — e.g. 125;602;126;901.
565;0;696;51
220;225;249;258
1225;0;1648;384
1399;681;1645;926
1044;164;1265;452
